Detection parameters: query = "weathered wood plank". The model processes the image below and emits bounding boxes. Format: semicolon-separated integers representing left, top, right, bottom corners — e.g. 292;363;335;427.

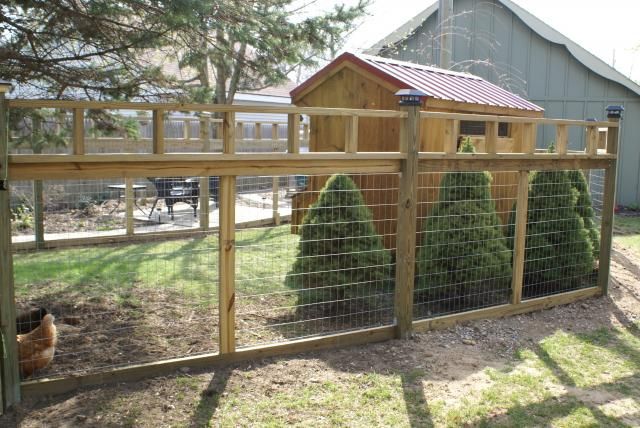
219;175;236;354
11;216;291;252
555;124;568;154
414;287;601;333
223;112;235;154
8;157;402;180
485;121;498;154
0;91;21;410
272;176;280;226
21;325;395;398
125;178;134;236
6;153;614;180
522;123;535;153
443;119;459;154
8;100;408;118
598;115;621;295
420;111;616;128
152;109;165;154
586;125;598;155
72;108;85;155
344;115;359;153
199;177;210;231
287;114;301;154
511;171;529;304
395;103;420;339
418;155;611;172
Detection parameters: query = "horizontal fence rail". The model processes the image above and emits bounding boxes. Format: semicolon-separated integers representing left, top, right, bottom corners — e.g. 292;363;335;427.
0;98;621;405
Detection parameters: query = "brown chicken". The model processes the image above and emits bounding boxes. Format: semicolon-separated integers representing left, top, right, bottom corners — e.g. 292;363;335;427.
17;314;57;378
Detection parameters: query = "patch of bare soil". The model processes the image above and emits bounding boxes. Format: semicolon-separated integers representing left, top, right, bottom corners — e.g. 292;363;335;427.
12;201;153;236
3;242;640;427
16;288;220;379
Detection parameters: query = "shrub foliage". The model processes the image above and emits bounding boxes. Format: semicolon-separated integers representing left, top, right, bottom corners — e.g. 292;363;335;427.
286;174;391;310
507;165;595;293
568;170;600;259
416;140;512;308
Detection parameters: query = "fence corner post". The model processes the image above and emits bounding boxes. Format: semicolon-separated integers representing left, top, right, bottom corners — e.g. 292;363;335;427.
597;106;623;296
0;81;21;411
394;89;424;339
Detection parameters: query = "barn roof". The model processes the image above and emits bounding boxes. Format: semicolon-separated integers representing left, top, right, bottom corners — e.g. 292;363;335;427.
367;0;640;97
291;52;543;112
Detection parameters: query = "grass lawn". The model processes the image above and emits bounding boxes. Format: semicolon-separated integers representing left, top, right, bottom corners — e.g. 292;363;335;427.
13;225;297;303
614;215;640;253
6;216;640;426
200;325;640;427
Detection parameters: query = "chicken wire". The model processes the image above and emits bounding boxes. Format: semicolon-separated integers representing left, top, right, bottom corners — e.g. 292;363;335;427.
10;178;220;379
235;174;398;347
414;171;517;319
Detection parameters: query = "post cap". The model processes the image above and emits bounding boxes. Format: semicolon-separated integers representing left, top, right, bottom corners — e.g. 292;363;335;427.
0;79;11;93
606;105;624;119
395;88;427;106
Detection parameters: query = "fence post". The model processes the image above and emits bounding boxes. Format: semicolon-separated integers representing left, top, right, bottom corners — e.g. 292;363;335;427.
511;170;529;304
125;178;134;236
152;109;164;154
287;114;300;154
0;81;20;410
72;108;84;155
199;177;210;231
394;89;424;339
219;111;236;353
597;106;623;295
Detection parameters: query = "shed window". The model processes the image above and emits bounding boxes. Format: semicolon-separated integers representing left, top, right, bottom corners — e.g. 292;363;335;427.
460;121;510;137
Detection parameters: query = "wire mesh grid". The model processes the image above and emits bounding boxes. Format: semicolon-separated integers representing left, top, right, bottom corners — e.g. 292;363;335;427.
588;169;605;221
520;169;600;299
414;171;516;319
10;178;220;380
234;173;398;347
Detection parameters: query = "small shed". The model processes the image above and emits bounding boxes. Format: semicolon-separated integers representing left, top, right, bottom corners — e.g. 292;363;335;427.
290;53;544;247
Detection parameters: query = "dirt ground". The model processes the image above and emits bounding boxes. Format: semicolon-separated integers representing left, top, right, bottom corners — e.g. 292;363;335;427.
2;242;640;427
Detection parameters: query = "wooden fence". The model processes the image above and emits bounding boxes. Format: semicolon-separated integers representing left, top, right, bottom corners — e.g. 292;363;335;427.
0;95;621;408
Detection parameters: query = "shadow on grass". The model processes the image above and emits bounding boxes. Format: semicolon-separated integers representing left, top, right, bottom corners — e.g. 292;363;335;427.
190;367;233;427
401;370;433;428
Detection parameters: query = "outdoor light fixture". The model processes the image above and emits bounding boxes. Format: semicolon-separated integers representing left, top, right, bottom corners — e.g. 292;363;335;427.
606;105;624;119
395;88;427;106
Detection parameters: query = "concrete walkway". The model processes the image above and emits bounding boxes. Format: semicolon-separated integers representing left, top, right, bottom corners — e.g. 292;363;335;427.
12;195;293;244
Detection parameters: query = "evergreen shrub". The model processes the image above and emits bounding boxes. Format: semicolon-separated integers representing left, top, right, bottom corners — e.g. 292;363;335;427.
506;146;595;294
416;139;512;310
286;174;392;314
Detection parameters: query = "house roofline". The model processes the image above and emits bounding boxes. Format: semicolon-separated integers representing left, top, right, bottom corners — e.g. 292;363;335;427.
367;0;640;97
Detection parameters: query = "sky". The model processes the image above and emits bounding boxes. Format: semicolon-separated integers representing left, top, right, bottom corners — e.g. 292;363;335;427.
326;0;640;83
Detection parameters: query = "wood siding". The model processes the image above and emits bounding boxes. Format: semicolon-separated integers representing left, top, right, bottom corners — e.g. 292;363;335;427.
384;0;640;204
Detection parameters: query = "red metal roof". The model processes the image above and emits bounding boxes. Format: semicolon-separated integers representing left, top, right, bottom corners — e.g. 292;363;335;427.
291;52;543;112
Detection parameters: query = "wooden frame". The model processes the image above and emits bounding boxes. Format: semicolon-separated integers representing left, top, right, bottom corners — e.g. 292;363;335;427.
0;100;622;403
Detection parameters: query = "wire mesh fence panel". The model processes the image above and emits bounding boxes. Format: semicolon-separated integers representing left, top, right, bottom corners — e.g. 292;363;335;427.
141;177;210;233
589;169;605;221
415;171;517;319
520;169;599;300
8;108;73;154
10;178;220;380
235;173;398;347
